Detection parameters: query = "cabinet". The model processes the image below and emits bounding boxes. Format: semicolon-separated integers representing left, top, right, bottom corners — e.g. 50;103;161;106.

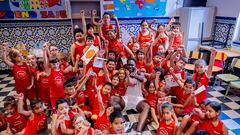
179;7;215;51
69;0;102;30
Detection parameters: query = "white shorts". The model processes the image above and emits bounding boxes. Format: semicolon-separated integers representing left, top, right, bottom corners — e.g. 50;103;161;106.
122;95;145;111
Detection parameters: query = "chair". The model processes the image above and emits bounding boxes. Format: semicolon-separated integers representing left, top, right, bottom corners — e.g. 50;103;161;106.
188;51;203;64
214;51;228;73
213;58;240;87
224;80;240;99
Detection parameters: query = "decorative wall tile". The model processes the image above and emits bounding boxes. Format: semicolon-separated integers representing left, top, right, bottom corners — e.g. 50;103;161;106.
0;20;74;70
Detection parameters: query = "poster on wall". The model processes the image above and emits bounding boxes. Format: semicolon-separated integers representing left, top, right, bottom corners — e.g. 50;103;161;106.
0;0;69;20
102;0;182;18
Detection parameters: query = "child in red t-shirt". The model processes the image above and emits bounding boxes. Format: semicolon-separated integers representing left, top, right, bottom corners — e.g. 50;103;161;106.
4;96;27;134
42;42;65;110
156;102;177;135
142;81;159;128
51;98;75;135
74;114;99;135
1;43;34;102
102;111;125;134
116;68;127;96
168;23;183;51
59;52;74;82
91;82;112;121
170;75;198;116
94;84;114;131
192;48;216;104
15;93;47;135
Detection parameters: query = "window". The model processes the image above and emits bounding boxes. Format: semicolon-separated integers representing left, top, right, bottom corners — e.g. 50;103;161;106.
232;12;240;46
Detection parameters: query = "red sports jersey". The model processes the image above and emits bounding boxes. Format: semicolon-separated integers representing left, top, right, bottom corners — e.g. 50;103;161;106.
136;60;146;70
116;81;127;96
92;92;109;115
94;35;100;48
102;24;114;39
6;112;28;134
170;67;186;98
156;120;175;135
108;38;123;55
138;32;153;51
172;34;183;51
145;92;158;110
94;113;110;131
60;63;74;82
57;119;74;135
198;119;224;135
38;75;50;106
178;90;195;114
49;69;65;109
13;63;31;94
74;42;86;59
24;112;47;135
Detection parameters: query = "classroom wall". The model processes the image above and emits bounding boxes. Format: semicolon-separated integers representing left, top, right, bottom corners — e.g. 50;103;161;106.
207;0;239;46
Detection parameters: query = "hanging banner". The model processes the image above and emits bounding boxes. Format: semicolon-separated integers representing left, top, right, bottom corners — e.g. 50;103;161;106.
0;0;69;20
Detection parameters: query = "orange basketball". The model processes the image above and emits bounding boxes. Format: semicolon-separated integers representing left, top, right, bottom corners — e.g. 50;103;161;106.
86;50;95;59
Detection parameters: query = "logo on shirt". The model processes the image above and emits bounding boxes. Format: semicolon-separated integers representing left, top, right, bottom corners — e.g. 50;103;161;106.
54;76;63;86
16;71;27;80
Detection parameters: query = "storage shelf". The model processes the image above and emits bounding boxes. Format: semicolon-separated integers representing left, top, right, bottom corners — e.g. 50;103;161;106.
71;13;100;19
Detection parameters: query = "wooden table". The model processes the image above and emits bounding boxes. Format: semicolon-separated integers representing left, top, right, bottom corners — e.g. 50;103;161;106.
199;46;240;58
185;64;222;73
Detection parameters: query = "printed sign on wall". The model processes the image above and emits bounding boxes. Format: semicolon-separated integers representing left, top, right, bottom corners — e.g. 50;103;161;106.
0;0;69;19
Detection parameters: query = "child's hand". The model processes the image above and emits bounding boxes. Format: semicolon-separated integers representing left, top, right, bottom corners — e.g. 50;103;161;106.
13;93;24;100
57;114;65;123
112;15;117;20
1;42;8;52
80;10;85;17
96;85;102;93
42;42;49;50
180;44;185;49
193;108;202;114
152;19;157;23
92;10;97;16
98;19;103;26
169;67;174;74
210;47;216;56
27;85;33;90
98;49;105;57
94;129;102;135
170;18;175;23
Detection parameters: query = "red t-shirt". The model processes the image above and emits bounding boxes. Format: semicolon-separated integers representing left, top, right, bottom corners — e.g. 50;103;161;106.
13;63;31;93
6;112;28;134
74;42;86;59
156;120;175;135
108;38;124;55
192;72;209;104
136;60;146;70
178;90;195;114
116;81;127;96
24;112;47;135
145;92;158;110
153;37;167;56
198;119;224;135
49;69;65;98
170;67;186;97
60;63;74;82
92;92;109;115
94;113;110;131
172;34;183;51
138;32;153;51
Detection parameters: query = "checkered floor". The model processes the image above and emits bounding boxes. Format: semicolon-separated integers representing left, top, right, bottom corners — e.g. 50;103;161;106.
0;74;240;135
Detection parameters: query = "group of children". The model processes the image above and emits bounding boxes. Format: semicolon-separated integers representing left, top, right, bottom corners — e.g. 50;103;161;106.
0;10;228;135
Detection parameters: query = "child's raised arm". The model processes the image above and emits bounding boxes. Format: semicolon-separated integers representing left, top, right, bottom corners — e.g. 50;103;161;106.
165;18;175;32
149;19;158;33
1;43;14;69
112;15;120;39
43;42;51;76
96;86;105;116
103;62;111;83
207;48;216;77
170;48;181;67
169;67;184;88
91;10;100;26
15;93;32;117
80;10;87;36
70;44;76;66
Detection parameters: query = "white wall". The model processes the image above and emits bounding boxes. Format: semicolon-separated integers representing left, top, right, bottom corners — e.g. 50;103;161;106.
207;0;240;17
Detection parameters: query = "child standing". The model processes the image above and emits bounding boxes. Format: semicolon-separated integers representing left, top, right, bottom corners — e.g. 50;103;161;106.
43;42;65;110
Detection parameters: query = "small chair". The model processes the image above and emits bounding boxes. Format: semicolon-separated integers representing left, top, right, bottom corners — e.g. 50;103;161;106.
224;80;240;99
188;51;203;64
213;58;240;87
214;51;228;73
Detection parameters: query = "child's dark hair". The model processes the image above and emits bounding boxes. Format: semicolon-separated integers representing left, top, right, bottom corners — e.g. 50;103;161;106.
4;96;17;109
103;82;113;88
109;111;124;123
194;130;210;135
56;98;68;109
155;52;163;57
64;76;80;86
66;97;76;106
86;23;94;31
157;23;165;29
107;59;116;64
161;102;173;110
86;35;94;41
103;12;111;17
74;28;83;36
30;99;42;110
206;101;222;112
64;82;74;89
112;73;120;80
108;50;116;56
140;20;148;25
49;58;59;64
172;22;181;29
145;81;156;90
127;58;136;64
37;59;44;72
136;48;145;55
184;77;196;87
153;66;165;80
